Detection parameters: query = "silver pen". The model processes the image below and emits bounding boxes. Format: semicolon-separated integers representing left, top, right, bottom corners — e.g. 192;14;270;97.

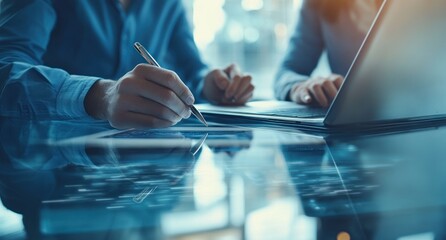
133;42;208;127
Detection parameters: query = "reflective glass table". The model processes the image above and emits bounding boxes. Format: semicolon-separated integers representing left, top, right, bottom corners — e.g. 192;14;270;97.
1;118;445;240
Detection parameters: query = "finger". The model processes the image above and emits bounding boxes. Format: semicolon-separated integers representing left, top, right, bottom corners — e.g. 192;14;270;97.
125;95;187;122
110;112;174;129
233;75;253;100
235;84;254;104
225;75;242;100
224;64;243;99
129;79;191;118
322;81;338;102
133;64;195;105
212;70;230;90
309;84;329;107
330;75;344;89
236;92;253;105
223;64;239;78
296;87;312;104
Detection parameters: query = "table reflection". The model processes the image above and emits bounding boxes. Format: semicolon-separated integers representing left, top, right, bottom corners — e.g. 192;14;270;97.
1;118;446;239
280;128;446;239
0;119;257;239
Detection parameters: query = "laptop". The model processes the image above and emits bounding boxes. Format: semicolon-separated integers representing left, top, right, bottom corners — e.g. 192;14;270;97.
198;0;446;130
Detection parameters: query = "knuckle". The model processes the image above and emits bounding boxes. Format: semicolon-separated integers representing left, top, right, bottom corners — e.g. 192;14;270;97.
166;90;177;101
233;75;241;81
121;76;134;84
242;76;252;83
164;71;179;85
176;85;188;98
117;77;134;92
311;83;321;89
322;81;331;88
161;90;177;105
167;70;178;79
133;64;146;73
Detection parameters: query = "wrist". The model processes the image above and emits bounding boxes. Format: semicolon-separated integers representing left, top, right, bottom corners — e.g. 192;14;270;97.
84;79;115;120
288;82;303;101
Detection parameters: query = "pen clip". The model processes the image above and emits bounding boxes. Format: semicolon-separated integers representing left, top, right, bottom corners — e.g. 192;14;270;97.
133;42;160;67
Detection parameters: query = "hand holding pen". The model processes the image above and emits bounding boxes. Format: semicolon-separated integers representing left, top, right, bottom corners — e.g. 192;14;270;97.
84;45;201;129
134;42;207;126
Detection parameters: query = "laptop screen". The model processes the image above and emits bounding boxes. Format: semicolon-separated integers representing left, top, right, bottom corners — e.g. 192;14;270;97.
326;0;446;126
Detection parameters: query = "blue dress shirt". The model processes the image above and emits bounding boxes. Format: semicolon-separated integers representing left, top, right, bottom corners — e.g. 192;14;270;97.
0;0;208;119
274;0;377;100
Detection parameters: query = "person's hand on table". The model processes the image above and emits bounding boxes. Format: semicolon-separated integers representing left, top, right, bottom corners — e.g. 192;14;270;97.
84;64;194;129
289;74;344;108
202;64;254;105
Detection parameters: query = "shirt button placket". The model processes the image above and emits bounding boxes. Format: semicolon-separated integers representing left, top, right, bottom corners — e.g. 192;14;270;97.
119;22;131;74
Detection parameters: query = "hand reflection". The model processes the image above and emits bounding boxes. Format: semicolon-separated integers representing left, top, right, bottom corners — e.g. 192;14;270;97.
205;129;254;157
0;119;208;239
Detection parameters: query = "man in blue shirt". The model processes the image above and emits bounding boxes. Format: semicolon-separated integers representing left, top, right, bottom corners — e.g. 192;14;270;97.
0;0;254;129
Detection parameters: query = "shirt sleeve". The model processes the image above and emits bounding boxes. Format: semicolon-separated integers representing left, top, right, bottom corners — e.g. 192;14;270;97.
0;0;99;119
274;0;325;101
166;3;209;103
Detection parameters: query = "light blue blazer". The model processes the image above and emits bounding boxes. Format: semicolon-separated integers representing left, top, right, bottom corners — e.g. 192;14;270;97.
275;0;376;100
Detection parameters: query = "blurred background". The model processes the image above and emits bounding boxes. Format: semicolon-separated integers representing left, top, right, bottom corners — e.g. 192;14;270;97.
182;0;329;99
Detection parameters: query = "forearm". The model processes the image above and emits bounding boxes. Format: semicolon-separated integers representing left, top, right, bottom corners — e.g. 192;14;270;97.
0;0;102;119
0;61;100;119
275;0;325;101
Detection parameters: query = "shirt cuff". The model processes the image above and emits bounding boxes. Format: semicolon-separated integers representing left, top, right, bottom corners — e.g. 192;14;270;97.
56;75;101;118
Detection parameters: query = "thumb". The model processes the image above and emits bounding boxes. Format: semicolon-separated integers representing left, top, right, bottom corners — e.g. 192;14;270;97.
299;88;312;104
224;64;243;80
211;70;230;90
